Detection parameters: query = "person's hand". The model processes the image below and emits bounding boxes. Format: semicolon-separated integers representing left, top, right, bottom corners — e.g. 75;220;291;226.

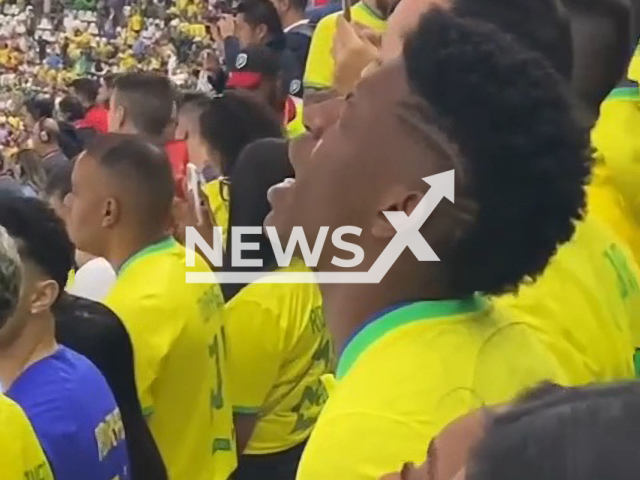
332;14;381;95
217;14;236;39
171;179;218;248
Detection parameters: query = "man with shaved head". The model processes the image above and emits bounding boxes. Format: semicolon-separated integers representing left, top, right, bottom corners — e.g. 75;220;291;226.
67;134;237;480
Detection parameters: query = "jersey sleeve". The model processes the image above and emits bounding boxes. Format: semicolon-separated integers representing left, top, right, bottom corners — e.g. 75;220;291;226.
303;15;337;90
296;411;428;480
0;397;54;480
226;293;283;414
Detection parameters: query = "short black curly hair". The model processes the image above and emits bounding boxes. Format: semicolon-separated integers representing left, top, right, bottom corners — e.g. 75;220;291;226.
403;9;591;296
453;0;573;80
0;193;74;301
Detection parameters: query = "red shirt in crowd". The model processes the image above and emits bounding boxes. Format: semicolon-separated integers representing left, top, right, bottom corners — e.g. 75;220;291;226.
165;139;189;198
75;105;110;133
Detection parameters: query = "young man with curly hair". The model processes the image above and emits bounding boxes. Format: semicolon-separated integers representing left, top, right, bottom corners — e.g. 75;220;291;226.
267;9;591;479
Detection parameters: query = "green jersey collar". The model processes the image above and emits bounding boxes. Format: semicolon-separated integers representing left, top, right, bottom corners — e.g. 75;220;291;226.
336;297;486;380
357;1;385;22
118;236;176;276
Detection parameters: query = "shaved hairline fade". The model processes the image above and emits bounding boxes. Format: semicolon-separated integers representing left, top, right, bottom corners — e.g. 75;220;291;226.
83;133;176;230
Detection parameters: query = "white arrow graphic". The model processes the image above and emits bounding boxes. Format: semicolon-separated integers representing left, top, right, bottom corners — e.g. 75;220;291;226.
186;170;455;284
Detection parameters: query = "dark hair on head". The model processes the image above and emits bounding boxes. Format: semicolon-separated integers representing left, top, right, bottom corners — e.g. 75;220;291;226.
199;90;283;177
0;193;74;300
403;9;591;296
23;95;54;121
113;73;176;137
71;77;100;105
237;0;285;49
453;0;573;80
177;91;210;111
85;133;175;228
59;95;86;123
562;0;633;110
44;158;75;199
0;225;21;325
289;0;309;13
221;138;294;300
102;72;118;90
468;381;640;480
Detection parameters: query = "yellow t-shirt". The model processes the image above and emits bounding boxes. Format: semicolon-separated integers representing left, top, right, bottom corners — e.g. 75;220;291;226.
296;298;564;480
496;212;640;384
591;85;640;265
0;394;53;480
103;237;237;480
227;262;333;455
286;97;305;139
204;179;230;248
304;2;386;91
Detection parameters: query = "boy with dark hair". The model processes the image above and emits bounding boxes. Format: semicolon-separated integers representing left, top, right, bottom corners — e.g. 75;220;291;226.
0;194;130;480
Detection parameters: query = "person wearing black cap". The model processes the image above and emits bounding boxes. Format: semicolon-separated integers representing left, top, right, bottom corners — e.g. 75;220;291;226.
226;46;305;137
216;0;305;98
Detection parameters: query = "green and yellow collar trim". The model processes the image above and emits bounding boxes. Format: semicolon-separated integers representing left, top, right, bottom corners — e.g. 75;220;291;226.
336;296;487;380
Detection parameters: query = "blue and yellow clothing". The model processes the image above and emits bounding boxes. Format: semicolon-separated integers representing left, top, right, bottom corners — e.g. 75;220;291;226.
7;346;129;480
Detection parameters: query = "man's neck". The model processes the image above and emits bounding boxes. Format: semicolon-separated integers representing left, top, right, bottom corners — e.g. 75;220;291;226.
118;124;163;143
105;230;169;273
282;11;306;30
0;313;58;391
320;270;450;355
37;145;61;158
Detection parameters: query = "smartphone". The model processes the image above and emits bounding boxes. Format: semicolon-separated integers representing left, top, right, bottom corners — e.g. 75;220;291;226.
342;0;351;22
186;163;204;226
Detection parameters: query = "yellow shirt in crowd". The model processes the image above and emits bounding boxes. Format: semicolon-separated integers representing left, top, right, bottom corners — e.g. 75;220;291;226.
591;82;640;265
204;179;230;248
104;237;237;480
296;298;564;480
0;394;53;480
227;262;333;455
304;2;387;91
496;212;640;385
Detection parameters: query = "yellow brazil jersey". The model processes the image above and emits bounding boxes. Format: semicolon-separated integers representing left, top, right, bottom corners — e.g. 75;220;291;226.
226;261;333;455
0;394;53;480
296;298;565;480
591;83;640;266
304;2;386;91
286;97;305;139
496;212;640;384
103;237;237;480
204;179;230;248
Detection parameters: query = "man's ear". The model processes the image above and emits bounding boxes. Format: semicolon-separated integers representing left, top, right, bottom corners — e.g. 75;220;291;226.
102;197;120;229
30;279;59;315
116;104;126;130
371;189;424;240
256;24;268;42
